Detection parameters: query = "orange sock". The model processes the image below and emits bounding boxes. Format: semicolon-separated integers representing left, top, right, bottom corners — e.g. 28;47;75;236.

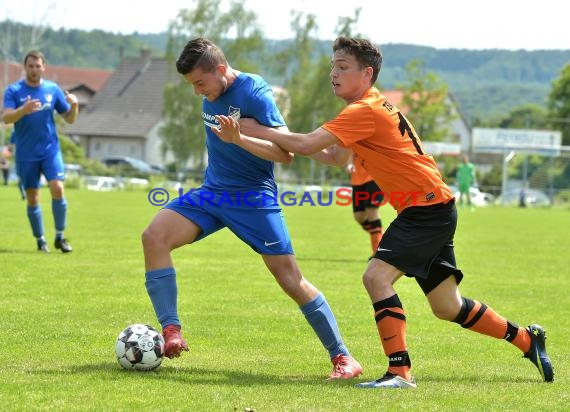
369;230;383;255
506;322;531;354
373;295;412;380
361;219;383;255
453;297;531;353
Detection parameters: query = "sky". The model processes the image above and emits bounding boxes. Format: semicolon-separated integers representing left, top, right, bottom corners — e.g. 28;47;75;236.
1;0;568;51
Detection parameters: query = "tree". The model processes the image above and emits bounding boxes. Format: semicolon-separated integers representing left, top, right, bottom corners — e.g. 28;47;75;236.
159;83;205;172
159;0;265;174
266;11;320;182
498;104;547;129
547;63;570;145
277;10;363;184
397;60;456;142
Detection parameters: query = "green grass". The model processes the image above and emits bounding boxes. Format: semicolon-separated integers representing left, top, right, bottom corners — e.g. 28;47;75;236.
0;186;568;411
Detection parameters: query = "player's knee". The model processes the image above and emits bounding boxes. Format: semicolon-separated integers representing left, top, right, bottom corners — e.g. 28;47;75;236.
354;213;366;225
141;225;166;249
362;268;390;293
430;303;460;321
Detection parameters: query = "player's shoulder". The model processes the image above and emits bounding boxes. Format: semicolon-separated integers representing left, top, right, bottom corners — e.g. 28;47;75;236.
40;79;62;90
239;73;277;100
6;79;26;92
240;72;266;83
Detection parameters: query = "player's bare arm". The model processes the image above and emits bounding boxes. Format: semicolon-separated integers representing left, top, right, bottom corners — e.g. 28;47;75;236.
212;116;293;164
213;115;343;166
1;96;42;124
309;144;351;166
62;91;79;124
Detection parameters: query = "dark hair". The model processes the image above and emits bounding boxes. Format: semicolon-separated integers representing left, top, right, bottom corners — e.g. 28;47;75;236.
175;37;228;75
24;50;46;65
333;37;382;83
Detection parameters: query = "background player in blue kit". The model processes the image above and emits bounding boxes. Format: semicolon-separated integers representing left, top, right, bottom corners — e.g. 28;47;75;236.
2;50;78;253
141;37;362;380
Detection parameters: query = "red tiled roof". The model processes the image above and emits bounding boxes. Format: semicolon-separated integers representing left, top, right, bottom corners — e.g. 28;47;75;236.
0;61;112;92
382;90;408;113
65;53;179;138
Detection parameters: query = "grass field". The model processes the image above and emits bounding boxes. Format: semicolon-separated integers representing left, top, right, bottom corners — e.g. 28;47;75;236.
0;186;568;411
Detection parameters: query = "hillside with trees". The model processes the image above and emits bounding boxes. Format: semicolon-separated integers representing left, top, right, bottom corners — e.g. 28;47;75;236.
2;19;569;125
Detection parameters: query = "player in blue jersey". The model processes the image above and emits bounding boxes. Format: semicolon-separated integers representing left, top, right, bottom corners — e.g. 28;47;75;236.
141;37;362;380
2;50;78;253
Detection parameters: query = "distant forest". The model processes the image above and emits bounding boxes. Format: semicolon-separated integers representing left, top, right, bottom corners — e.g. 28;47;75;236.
2;21;569;125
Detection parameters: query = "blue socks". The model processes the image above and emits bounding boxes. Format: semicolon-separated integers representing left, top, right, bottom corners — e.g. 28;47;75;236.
145;268;180;329
52;198;67;234
145;275;348;358
28;199;68;242
301;293;349;359
27;205;44;238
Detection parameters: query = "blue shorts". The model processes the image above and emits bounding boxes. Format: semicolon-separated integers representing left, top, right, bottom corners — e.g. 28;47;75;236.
165;187;294;255
17;152;65;189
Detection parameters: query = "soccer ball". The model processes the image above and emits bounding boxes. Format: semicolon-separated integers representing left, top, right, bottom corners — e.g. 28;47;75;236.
115;324;165;371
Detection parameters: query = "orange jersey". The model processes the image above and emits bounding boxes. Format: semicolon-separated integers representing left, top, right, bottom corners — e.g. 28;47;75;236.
323;87;455;214
350;152;375;186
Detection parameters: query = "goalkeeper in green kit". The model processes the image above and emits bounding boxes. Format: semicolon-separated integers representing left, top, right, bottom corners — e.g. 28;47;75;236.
456;155;476;209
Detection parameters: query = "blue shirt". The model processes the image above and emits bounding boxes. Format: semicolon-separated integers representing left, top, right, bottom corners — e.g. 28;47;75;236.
3;79;70;161
201;73;285;197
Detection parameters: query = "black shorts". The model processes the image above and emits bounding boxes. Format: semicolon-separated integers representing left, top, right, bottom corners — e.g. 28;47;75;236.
373;200;463;295
352;180;384;213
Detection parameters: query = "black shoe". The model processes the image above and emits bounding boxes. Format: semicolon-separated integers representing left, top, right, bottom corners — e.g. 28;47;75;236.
37;239;50;253
524;324;554;382
54;238;72;253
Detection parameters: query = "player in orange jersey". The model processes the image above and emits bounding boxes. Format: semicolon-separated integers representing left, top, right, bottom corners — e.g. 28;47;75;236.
346;151;384;258
212;36;553;388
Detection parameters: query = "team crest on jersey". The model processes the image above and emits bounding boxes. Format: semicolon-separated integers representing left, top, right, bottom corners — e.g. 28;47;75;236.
228;106;241;121
45;94;53;103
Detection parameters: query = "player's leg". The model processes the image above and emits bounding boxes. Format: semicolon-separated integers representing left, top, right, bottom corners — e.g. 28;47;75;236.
143;190;226;359
357;201;461;389
141;208;204;358
363;207;383;254
427;274;554;382
263;254;363;380
356;259;416;388
223;205;360;379
18;160;47;251
18;180;26;200
48;179;71;252
44;152;72;252
353;181;383;257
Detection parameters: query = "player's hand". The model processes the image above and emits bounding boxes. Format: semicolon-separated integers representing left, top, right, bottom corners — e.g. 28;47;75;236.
212;115;241;144
346;163;355;174
239;117;263;137
22;96;42;114
65;91;79;106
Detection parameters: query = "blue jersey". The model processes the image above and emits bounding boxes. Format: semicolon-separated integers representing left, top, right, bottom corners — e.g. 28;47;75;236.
201;73;285;197
3;79;70;161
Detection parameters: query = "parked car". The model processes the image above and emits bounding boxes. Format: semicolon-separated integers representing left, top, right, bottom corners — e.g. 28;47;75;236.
101;156;160;176
496;188;551;207
64;163;82;177
449;185;495;207
85;176;121;191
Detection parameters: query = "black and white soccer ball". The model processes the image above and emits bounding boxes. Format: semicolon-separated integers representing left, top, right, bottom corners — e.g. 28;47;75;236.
115;324;165;371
